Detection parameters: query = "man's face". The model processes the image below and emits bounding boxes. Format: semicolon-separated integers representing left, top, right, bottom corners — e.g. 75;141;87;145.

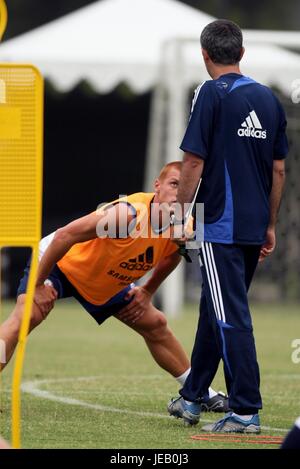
155;168;180;208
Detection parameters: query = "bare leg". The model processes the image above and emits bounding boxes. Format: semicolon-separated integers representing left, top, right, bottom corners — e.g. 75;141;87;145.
0;294;51;370
116;303;189;377
0;436;10;449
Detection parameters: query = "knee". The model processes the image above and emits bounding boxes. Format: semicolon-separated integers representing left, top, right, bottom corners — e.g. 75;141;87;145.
141;313;169;342
14;295;44;331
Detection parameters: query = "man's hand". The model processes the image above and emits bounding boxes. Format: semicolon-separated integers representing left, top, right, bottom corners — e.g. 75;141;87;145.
259;227;276;263
117;286;152;324
170;223;192;243
34;284;58;317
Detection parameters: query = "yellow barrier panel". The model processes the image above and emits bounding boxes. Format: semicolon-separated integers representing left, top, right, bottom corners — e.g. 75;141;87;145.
0;63;43;448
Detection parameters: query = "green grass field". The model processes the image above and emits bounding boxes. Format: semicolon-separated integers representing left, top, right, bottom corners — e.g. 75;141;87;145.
0;300;300;449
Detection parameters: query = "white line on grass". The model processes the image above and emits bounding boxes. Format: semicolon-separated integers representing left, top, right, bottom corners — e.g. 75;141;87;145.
21;378;171;420
21;376;290;433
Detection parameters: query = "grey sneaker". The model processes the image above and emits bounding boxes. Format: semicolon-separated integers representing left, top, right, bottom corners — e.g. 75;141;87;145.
200;392;230;413
168;396;200;426
202;412;261;433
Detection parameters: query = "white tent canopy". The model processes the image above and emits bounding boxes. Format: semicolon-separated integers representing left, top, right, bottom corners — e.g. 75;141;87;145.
0;0;214;92
0;0;299;94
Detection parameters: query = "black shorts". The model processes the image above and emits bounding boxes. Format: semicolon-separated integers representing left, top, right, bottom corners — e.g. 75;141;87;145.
17;263;134;325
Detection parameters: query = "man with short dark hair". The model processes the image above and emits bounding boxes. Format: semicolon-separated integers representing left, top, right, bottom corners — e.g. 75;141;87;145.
168;19;288;432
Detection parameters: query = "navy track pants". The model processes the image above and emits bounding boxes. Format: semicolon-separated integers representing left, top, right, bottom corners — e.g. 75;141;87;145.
180;242;262;415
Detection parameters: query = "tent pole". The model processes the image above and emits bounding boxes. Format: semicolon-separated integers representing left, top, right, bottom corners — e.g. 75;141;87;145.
161;38;187;317
144;82;166;192
144;39;171;192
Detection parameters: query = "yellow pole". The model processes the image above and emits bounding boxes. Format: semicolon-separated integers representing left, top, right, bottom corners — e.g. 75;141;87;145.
11;245;39;448
0;0;7;41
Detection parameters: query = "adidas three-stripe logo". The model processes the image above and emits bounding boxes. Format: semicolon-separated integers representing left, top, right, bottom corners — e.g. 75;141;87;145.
237;110;267;139
119;247;154;271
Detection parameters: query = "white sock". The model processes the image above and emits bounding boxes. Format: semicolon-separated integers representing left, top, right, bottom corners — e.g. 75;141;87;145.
175;368;191;386
232;413;254;421
184;399;195;405
175;371;218;401
208;388;218;399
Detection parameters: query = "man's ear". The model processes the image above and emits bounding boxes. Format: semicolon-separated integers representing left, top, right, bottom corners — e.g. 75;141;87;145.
239;47;245;62
154;178;160;194
201;48;210;63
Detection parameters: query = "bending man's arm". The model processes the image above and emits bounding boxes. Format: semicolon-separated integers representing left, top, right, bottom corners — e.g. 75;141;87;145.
36;212;100;286
117;250;181;322
259;159;286;262
143;250;182;295
36;204;135;286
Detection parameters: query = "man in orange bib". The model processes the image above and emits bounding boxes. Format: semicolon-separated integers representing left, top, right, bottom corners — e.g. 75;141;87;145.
0;161;228;412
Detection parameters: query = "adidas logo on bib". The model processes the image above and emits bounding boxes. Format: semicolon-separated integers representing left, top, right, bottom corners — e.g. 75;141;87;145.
119;247;154;271
238;110;267;139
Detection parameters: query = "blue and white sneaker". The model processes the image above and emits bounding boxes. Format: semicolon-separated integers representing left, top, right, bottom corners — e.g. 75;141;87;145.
202;412;261;433
167;396;200;426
